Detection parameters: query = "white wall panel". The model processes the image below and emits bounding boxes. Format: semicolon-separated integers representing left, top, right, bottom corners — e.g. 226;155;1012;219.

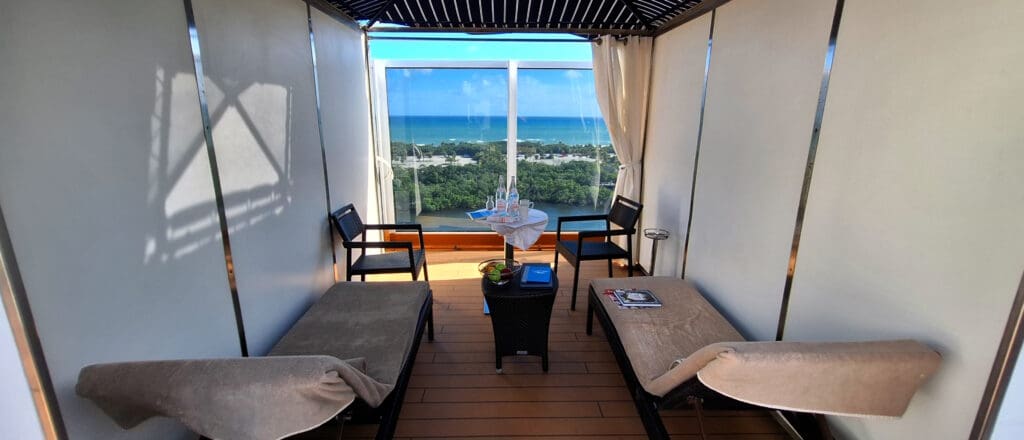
310;8;373;280
684;0;835;339
194;0;335;355
638;14;711;277
784;0;1024;438
0;0;241;438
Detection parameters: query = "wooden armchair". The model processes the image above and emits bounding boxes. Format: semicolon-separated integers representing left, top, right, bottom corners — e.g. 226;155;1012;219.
330;204;428;282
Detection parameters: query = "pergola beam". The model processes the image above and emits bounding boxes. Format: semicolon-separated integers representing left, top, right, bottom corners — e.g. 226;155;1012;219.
617;0;654;30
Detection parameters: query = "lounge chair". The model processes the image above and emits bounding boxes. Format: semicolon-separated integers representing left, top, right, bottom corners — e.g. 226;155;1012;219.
76;281;434;440
587;277;941;439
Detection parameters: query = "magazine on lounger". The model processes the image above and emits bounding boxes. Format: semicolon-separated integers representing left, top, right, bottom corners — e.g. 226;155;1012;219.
612;289;662;308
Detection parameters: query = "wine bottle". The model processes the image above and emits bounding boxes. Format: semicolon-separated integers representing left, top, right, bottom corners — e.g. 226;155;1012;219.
495;174;507;213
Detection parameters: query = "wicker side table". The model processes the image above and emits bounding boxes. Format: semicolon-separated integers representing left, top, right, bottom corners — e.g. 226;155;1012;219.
482;271;558;373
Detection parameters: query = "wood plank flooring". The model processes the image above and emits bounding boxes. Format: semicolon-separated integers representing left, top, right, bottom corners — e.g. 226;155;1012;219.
298;250;787;439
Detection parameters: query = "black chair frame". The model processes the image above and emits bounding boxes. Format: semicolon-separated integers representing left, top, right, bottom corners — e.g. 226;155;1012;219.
331;204;428;282
554;195;642;310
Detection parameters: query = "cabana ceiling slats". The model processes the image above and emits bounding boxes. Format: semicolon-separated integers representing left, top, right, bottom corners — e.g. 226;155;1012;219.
321;0;728;35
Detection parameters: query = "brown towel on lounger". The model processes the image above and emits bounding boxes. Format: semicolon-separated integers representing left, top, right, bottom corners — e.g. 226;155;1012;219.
76;355;391;440
649;340;941;417
590;277;941;417
697;340;940;417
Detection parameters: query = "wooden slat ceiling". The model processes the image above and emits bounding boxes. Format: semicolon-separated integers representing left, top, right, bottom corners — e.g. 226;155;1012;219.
322;0;722;35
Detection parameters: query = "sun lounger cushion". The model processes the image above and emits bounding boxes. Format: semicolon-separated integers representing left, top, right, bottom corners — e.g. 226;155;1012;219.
269;281;431;390
590;277;941;417
76;356;376;440
589;277;745;392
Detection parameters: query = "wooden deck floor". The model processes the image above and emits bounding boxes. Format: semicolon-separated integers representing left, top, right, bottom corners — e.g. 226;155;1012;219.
306;250;787;439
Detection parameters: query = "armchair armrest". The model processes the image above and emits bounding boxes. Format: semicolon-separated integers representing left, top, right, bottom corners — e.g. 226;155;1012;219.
556;214;607;224
364;223;423;232
576;229;633;246
364;223;425;250
556;214;608;239
577;229;632;239
344;241;413;250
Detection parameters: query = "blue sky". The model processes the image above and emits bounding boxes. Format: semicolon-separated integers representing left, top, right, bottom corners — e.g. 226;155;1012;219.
370;33;601;118
368;32;593;61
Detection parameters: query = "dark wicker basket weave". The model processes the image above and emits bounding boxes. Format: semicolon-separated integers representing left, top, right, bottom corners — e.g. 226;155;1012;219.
482;271;558;372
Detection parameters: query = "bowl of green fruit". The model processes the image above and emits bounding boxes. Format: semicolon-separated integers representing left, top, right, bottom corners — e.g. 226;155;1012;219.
477;258;522;286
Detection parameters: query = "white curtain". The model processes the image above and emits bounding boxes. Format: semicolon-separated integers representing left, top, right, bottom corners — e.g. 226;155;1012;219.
591;35;653;204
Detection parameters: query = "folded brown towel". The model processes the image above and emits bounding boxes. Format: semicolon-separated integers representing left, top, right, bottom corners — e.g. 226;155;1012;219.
590;277;941;418
650;340;941;417
76;355;391;440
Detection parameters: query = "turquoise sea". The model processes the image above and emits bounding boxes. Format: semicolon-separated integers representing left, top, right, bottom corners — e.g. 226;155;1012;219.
388;115;611;146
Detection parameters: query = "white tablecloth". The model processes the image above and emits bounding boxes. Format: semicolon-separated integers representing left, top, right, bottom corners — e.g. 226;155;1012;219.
481;209;548;251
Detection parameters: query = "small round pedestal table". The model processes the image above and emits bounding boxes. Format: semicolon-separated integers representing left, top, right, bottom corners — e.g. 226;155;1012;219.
477;208;548;314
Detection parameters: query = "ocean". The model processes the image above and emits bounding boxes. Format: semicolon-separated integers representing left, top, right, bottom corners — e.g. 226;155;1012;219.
388;115;611;146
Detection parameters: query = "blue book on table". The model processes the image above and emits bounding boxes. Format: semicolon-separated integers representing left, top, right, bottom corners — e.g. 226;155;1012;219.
520;263;553;289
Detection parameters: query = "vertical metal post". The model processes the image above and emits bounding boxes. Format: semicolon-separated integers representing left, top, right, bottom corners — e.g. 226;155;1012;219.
183;0;248;356
0;205;66;439
680;9;715;279
306;1;338;281
971;270;1024;439
775;0;845;341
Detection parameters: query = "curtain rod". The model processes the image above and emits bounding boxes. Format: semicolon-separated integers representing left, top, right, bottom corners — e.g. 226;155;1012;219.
367;35;595;43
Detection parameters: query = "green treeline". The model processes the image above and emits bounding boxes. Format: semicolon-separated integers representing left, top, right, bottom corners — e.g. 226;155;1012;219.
391;141;618;212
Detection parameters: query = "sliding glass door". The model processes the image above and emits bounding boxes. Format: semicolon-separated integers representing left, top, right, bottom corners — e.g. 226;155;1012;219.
516;67;615;230
374;61;615;231
382;66;507;231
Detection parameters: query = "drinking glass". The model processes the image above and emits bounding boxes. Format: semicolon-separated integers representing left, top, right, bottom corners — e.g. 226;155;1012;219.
485;195;495;211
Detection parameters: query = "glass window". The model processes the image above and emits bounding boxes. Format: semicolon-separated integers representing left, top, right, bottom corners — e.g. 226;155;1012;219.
377;63;615;232
385;68;506;231
516;68;616;230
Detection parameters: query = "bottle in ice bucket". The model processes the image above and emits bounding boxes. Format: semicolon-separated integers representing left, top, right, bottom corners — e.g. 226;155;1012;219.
495;175;507;213
507;176;520;218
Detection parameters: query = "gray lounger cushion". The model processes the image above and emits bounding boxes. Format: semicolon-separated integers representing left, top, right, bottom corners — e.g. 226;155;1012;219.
269;280;431;388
